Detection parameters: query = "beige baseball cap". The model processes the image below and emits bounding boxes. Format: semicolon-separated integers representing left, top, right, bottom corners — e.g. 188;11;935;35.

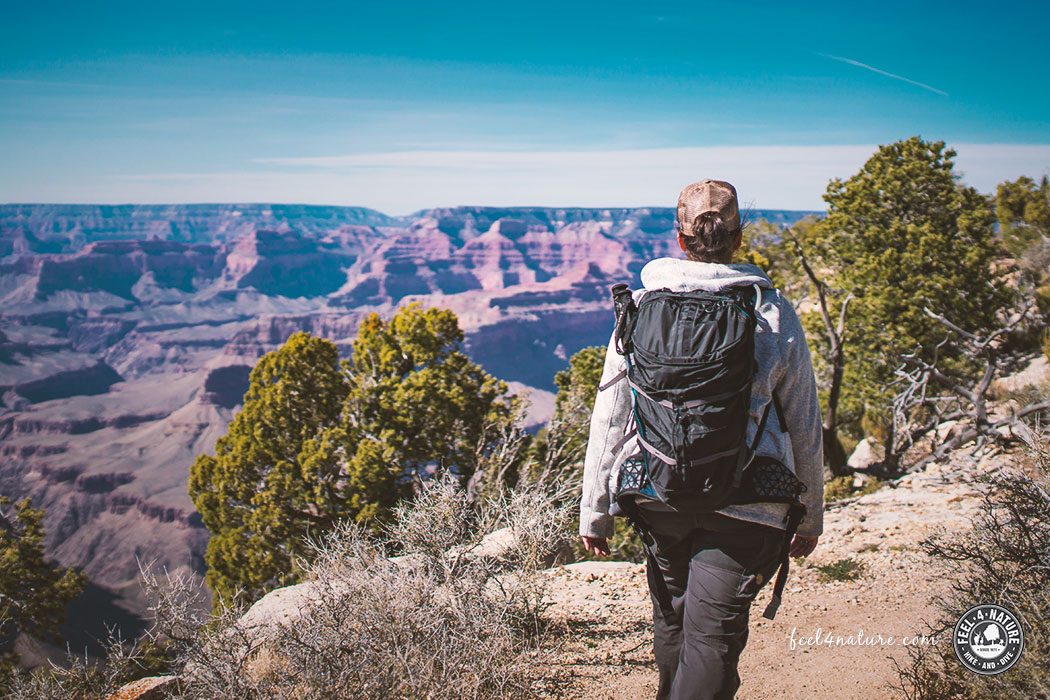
676;179;741;235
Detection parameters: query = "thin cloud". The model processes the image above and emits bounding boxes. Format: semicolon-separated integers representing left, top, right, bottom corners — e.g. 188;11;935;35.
816;53;948;96
43;144;1050;214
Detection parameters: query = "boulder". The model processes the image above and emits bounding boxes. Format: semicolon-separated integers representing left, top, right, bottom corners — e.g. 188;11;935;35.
852;472;873;490
234;579;324;642
847;439;879;470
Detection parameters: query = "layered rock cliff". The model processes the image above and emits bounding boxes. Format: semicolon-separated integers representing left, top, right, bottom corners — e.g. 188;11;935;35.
0;203;817;640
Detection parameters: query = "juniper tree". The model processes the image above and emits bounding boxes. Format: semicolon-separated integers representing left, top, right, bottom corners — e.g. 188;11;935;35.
799;137;1006;465
189;332;348;604
0;498;84;671
996;174;1050;259
190;305;515;605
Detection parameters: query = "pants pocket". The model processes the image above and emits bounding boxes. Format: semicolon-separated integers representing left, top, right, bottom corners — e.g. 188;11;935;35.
735;531;784;599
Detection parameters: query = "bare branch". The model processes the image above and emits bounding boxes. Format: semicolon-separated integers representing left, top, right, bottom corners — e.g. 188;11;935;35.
893;295;1048;472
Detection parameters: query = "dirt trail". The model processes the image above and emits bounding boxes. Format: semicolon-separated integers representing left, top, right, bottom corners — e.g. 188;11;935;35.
539;456;992;699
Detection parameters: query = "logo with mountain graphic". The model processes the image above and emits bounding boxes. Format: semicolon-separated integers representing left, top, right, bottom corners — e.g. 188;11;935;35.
953;604;1024;675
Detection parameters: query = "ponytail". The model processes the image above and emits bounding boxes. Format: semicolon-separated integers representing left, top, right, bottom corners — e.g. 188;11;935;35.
682;211;739;262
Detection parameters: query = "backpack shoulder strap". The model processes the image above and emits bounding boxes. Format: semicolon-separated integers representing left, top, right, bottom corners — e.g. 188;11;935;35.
751;388;787;449
771;390;788;432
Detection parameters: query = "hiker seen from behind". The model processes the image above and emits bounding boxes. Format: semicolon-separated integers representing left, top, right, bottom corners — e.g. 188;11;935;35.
579;179;825;700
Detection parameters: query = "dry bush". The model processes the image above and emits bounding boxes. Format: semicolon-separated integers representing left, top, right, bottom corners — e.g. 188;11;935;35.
168;478;572;700
3;478;572;700
894;427;1050;699
0;628;166;700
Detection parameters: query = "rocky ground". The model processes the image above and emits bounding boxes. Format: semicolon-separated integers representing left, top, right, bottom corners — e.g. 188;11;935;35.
536;454;997;699
102;446;1019;700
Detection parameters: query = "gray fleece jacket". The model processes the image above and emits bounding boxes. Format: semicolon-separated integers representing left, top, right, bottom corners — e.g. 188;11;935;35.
579;258;825;539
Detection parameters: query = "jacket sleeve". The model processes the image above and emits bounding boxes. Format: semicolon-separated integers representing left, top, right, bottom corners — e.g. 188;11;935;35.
775;298;825;537
578;332;631;539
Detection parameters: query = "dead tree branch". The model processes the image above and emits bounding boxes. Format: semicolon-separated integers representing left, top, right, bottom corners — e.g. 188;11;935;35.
891;294;1046;473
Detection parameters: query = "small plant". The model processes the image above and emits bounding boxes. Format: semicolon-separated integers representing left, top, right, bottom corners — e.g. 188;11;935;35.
824;475;884;502
823;476;854;502
815;558;865;583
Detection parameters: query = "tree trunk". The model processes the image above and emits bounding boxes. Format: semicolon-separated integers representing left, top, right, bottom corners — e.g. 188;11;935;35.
823;426;850;476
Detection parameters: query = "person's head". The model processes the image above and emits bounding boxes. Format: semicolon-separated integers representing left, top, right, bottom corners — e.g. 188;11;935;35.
674;179;743;264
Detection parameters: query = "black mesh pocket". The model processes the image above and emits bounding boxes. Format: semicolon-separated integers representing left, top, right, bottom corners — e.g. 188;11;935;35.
617;456;647;492
734;456;806;504
613;456;658;517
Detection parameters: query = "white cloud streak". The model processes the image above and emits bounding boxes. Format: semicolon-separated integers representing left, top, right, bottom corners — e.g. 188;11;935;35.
80;144;1049;215
817;53;948;96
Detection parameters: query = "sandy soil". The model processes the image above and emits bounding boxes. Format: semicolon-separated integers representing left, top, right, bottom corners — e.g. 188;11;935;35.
537;456;992;700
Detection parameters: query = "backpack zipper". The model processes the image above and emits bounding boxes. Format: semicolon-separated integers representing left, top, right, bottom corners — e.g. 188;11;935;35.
673;401;685;471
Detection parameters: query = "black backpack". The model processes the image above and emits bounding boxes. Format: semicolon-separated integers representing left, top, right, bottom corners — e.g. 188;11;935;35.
607;282;806;620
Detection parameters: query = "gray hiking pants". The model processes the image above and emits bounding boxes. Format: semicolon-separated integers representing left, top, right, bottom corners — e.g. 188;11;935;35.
639;509;784;700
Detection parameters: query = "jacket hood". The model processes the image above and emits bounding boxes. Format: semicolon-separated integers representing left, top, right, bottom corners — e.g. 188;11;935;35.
639;257;773;293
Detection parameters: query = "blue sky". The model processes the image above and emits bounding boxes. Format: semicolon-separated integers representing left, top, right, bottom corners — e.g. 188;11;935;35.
1;1;1048;213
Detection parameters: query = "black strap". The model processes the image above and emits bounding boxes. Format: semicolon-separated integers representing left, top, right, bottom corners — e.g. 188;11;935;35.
620;500;678;625
611;284;637;356
771;391;788;432
762;502;806;620
749;389;786;456
750;398;774;454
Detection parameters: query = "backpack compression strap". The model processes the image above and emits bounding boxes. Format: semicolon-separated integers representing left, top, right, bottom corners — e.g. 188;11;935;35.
598;368;627;391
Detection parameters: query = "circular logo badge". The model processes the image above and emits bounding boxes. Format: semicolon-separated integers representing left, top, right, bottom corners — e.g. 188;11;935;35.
953;604;1024;675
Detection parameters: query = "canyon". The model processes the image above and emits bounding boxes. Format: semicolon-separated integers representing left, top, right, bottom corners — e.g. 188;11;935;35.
0;203;816;645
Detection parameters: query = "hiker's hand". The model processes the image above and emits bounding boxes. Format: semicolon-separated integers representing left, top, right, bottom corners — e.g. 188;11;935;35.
582;536;610;557
790;535;818;558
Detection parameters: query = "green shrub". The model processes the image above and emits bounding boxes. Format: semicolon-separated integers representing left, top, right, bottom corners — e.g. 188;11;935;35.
815;558;865;583
824;475;884;502
824;476;854;502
